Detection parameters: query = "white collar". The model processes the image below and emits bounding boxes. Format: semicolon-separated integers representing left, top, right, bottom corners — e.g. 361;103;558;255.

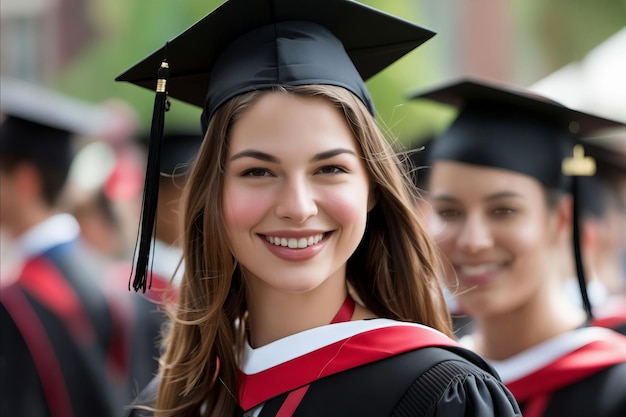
240;319;446;374
17;214;80;259
463;327;619;383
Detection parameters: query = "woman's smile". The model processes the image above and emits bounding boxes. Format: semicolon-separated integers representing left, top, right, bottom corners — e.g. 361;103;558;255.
260;232;331;262
453;261;506;287
264;232;327;249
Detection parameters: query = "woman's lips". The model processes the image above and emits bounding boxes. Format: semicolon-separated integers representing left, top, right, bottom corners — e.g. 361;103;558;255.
455;262;504;286
260;232;331;262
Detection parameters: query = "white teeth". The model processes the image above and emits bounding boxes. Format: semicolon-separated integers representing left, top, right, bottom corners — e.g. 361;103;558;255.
265;233;324;248
459;263;500;275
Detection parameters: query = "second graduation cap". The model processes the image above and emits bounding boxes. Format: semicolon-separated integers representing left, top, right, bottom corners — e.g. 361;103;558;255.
1;77;109;176
116;0;435;292
411;77;623;191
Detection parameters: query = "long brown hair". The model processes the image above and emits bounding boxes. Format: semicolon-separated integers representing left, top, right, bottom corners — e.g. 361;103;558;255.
152;84;452;416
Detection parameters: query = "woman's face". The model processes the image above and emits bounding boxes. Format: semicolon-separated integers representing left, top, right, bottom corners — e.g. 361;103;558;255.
223;92;371;297
427;161;562;318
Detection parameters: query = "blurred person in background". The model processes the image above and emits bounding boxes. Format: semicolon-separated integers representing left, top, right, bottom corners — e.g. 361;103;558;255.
104;129;204;398
578;136;626;334
66;99;145;264
414;77;626;417
71;186;128;260
0;78;130;417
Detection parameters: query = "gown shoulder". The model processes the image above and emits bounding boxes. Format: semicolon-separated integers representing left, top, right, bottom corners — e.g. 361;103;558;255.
391;347;522;417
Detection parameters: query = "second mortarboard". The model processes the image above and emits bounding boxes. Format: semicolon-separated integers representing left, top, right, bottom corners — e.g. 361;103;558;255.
411;77;623;191
116;0;436;292
0;77;109;173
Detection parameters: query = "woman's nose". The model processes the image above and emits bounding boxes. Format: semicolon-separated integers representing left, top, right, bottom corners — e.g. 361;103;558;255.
456;213;493;253
274;177;318;223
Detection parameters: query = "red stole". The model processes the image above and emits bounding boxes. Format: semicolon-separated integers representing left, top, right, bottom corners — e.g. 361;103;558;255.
505;329;626;417
237;321;459;410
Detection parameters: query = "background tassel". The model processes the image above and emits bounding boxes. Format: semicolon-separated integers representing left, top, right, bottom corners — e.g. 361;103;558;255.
571;175;594;322
130;57;170;292
562;144;596;322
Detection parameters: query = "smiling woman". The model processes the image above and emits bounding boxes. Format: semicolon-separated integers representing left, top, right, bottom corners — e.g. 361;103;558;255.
415;77;626;417
115;1;521;417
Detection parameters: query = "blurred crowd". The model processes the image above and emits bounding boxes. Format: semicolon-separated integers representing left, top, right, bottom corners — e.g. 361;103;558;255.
0;77;202;417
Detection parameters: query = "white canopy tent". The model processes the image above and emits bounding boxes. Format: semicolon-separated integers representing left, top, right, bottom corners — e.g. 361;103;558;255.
530;26;626;133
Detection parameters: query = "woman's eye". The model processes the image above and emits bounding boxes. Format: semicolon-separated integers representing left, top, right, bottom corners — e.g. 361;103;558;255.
317;165;347;175
242;168;272;177
492;208;515;216
437;209;460;218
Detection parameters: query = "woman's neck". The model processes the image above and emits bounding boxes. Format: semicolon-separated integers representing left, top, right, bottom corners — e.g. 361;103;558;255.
245;277;349;348
472;284;586;361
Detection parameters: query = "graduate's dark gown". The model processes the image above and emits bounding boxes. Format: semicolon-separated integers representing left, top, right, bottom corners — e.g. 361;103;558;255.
104;253;177;400
126;320;521;417
0;214;170;417
0;237;122;417
481;327;626;417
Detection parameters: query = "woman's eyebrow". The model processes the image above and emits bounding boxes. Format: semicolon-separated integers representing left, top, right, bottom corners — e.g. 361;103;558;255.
311;148;357;162
484;191;524;201
229;149;278;163
229;148;357;163
430;191;524;203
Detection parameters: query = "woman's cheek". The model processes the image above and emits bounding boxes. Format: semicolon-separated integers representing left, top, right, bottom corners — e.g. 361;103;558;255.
322;187;369;223
223;188;273;227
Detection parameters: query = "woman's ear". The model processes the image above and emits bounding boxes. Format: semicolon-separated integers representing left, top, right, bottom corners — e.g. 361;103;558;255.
550;193;573;244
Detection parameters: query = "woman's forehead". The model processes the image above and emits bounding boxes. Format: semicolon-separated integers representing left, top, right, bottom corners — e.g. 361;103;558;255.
429;161;546;198
227;92;360;156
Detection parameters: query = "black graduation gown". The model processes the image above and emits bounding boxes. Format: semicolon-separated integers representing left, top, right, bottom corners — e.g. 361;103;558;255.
104;259;174;400
490;327;626;417
0;239;125;417
127;320;521;417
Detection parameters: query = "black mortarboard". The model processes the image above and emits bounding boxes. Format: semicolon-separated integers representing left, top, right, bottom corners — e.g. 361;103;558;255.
117;0;434;127
116;0;435;292
0;77;107;173
411;77;625;322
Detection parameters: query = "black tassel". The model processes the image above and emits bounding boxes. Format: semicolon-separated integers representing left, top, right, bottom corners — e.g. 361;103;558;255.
130;56;170;292
562;144;596;322
571;175;594;322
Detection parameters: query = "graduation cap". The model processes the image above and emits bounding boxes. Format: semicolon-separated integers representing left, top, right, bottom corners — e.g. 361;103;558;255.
116;0;435;292
411;77;625;322
0;77;108;174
